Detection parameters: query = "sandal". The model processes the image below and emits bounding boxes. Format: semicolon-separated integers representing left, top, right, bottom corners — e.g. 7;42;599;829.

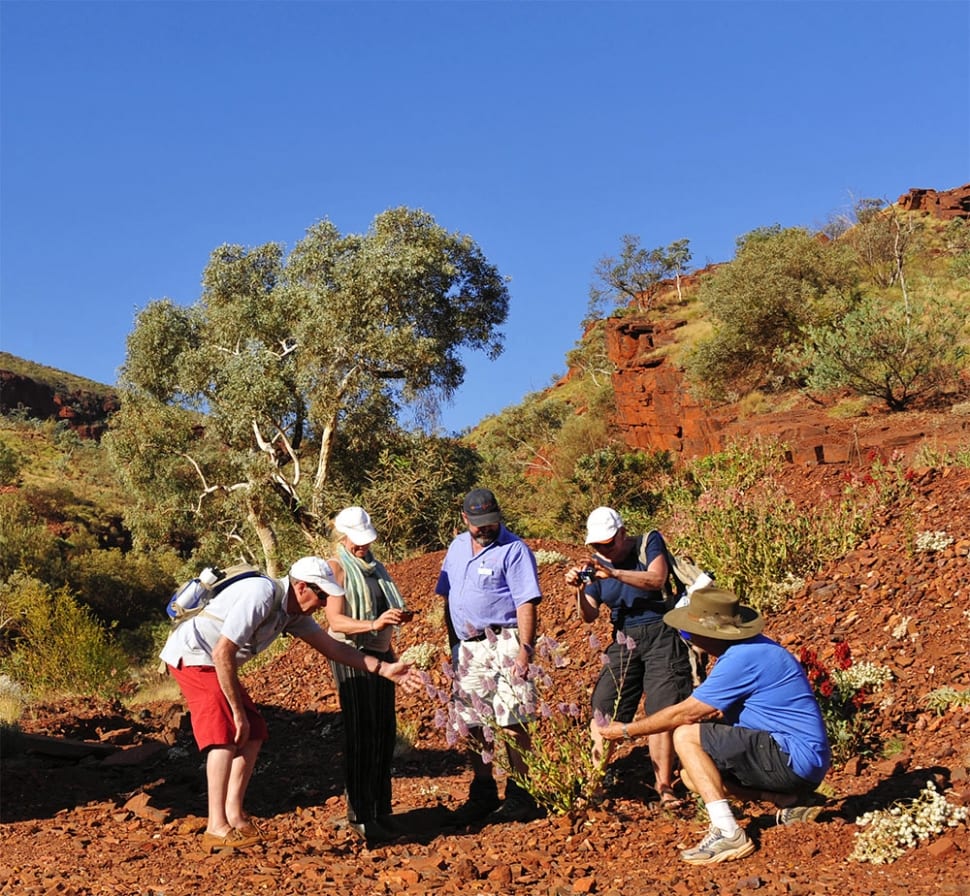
658;787;684;809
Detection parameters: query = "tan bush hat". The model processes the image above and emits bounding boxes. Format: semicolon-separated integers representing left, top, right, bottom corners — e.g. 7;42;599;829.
663;585;764;640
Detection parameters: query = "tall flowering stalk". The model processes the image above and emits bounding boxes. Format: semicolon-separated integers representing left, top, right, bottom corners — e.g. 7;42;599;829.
425;630;631;815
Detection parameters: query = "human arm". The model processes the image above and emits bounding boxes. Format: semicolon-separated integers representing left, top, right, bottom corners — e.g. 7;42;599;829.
299;626;422;691
324;593;411;636
565;565;601;623
514;597;538;672
598;695;723;741
212;635;251;746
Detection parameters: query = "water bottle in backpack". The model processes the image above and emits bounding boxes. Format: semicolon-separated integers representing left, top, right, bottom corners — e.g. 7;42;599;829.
167;567;221;619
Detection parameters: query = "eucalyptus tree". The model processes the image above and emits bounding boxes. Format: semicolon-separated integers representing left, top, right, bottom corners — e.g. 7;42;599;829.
588;235;693;320
108;208;508;571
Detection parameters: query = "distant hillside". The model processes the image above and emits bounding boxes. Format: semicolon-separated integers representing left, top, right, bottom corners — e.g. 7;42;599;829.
0;352;119;439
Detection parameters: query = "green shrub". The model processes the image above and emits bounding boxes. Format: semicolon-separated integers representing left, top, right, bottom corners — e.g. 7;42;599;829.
428;632;605;815
662;438;875;612
0;491;67;585
686;227;859;400
0;438;26;486
804;293;967;411
67;547;176;630
923;686;970;715
0;572;130;698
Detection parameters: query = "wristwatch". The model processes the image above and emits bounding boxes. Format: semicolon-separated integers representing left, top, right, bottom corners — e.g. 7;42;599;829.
622;723;631;740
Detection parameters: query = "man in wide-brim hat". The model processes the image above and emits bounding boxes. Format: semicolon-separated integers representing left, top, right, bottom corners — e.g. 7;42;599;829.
598;585;831;866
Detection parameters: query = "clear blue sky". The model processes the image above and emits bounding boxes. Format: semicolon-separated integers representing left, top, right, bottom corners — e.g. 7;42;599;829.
2;1;967;434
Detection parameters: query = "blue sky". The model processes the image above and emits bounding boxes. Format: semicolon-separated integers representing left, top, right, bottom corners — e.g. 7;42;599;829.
2;1;968;434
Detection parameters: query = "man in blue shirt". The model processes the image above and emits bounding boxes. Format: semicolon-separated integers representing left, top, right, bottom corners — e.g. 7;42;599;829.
598;585;831;866
566;507;693;807
435;488;543;824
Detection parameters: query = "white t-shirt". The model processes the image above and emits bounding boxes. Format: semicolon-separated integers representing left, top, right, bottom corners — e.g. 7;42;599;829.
159;575;323;668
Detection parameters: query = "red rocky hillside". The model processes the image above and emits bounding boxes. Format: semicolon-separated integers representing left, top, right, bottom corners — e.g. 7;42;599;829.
2;460;968;895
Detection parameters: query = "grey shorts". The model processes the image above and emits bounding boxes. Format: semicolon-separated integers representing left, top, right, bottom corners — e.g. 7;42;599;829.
699;722;816;796
591;621;692;721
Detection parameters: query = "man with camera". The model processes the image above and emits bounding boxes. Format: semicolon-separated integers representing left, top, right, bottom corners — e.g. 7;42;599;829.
565;507;694;807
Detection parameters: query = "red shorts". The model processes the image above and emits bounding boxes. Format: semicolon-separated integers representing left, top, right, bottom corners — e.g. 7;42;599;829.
168;663;269;750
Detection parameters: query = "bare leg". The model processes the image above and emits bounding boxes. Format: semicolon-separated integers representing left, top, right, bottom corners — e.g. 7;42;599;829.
225;738;263;828
205;745;236;836
503;725;531;779
466;727;494;781
671;724;728;804
648;730;678;793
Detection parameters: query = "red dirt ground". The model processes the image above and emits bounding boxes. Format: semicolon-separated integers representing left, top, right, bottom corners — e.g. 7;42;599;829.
2;464;969;896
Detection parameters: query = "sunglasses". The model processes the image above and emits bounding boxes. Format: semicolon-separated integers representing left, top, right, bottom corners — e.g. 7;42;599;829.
590;534;617;551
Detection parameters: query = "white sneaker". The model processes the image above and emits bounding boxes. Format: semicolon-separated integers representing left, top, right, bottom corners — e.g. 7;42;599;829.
681;824;755;865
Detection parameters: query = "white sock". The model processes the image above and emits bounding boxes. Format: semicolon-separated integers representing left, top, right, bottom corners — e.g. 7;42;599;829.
706;799;739;836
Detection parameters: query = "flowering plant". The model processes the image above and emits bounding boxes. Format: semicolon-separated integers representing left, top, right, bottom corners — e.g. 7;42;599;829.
423;630;617;815
800;642;891;764
849;780;968;864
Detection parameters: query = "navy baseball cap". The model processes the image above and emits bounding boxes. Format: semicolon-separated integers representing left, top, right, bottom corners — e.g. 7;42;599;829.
462;488;501;525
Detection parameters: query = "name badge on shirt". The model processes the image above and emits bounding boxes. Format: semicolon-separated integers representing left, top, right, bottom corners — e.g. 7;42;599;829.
478;564;493;578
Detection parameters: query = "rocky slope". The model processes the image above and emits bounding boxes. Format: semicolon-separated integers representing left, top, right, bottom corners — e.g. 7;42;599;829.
2;461;968;895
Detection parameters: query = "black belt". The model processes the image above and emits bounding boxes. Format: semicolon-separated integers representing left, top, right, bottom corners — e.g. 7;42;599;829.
462;624;507;642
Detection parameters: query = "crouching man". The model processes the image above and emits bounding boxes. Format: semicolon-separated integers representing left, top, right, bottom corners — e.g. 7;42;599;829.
598;585;831;865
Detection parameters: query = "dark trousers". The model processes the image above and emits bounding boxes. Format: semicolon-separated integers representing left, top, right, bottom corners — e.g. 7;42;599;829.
330;655;397;823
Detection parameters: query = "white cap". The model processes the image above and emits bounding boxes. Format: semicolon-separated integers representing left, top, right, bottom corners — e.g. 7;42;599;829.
333;506;379;546
289;556;345;595
585;507;623;545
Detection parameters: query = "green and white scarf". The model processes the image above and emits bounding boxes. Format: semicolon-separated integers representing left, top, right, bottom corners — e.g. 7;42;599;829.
337;544;405;620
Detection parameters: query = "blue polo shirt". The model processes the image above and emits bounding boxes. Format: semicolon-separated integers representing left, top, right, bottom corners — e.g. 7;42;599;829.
435;526;542;640
584;530;668;628
693;634;832;784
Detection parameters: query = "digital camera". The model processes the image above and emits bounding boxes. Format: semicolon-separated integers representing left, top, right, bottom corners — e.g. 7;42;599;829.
578;564;597;585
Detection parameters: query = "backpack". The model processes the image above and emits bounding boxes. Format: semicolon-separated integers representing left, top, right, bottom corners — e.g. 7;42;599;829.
165;563;266;625
637;531;712;611
638;531;714;686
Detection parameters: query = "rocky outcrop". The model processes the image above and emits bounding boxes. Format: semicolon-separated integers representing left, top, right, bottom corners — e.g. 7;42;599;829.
606;316;727;457
0;370;119;439
897;183;970;220
604;183;970;466
606;314;970;466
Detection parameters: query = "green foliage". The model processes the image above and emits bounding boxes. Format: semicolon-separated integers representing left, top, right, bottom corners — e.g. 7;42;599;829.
67;548;176;629
840;199;924;289
923;686;970;715
0;491;67;585
686;227;860;401
804;293;967;410
0;572;131;698
110;208;510;569
358;432;481;557
430;632;605;815
662;439;876;612
0;438;26;486
571;447;671;534
588;235;692;320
